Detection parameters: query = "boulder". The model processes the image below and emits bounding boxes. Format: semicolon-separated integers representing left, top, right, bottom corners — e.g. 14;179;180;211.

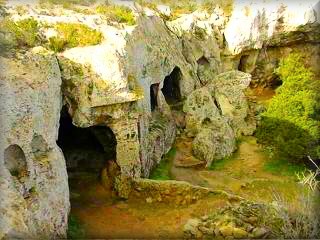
184;218;201;235
192;123;236;167
183;86;220;137
233;227;248;239
219;225;234;237
213;71;255;136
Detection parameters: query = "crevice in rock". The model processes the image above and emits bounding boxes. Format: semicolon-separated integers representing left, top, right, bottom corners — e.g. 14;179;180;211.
213;98;222;115
197;56;211;86
197;56;210;66
238;54;249;71
150;83;159;112
162;66;182;107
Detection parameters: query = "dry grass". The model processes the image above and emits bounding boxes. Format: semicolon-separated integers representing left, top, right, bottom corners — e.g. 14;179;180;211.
271;157;320;238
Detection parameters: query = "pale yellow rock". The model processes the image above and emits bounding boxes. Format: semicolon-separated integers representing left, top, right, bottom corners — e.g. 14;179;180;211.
233;227;248;239
219;225;234;237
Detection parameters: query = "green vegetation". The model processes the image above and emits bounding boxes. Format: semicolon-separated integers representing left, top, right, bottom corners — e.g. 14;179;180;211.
149;147;176;180
256;53;320;163
96;4;136;25
0;18;41;49
201;0;234;16
127;74;144;98
264;159;306;176
39;0;96;8
67;215;85;239
208;155;234;170
136;0;196;20
49;23;103;52
136;0;234;20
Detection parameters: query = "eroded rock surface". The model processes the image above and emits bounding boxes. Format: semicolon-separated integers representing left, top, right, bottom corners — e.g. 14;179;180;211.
0;47;69;238
183;71;253;165
1;0;319;237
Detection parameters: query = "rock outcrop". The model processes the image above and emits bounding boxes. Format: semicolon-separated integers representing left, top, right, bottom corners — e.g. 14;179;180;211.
1;0;319;237
183;71;253;166
0;47;69;238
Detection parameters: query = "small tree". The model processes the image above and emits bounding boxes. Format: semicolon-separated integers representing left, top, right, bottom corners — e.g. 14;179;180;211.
256;53;320;162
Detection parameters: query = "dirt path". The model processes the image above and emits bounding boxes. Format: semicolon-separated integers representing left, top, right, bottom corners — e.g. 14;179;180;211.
70;135;304;238
70;178;228;238
171;135;304;204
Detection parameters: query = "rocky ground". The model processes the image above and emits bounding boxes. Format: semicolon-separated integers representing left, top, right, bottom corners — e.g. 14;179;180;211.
70;134;308;239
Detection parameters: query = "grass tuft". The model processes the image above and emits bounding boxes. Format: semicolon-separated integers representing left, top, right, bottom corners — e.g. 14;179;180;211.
49;22;103;52
201;0;234;16
96;4;136;25
38;0;96;7
136;0;234;20
264;159;306;177
0;18;41;49
208;155;234;170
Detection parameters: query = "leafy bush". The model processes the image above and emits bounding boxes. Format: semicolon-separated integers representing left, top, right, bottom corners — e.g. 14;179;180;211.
49;22;103;52
256;53;320;162
96;4;136;25
0;18;40;48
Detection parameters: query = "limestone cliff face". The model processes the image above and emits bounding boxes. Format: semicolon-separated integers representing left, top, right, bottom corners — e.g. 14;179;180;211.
0;48;69;238
0;0;319;237
222;0;320;84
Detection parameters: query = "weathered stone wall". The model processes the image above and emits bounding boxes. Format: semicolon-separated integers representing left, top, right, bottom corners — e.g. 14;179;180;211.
238;42;320;87
0;48;69;238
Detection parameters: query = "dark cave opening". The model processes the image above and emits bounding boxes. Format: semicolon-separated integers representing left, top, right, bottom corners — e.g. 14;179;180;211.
57;107;117;177
197;56;210;66
269;76;283;89
161;67;182;105
150;83;159;111
238;54;249;71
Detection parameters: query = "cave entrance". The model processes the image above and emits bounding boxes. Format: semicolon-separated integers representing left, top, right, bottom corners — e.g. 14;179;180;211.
197;56;210;66
57;107;117;181
150;83;159;112
238;55;249;71
161;67;182;106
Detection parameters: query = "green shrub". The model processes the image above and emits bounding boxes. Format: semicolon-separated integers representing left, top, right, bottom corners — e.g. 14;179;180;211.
0;18;40;48
135;0;234;20
96;4;136;25
256;53;320;162
67;215;85;239
149;147;176;180
49;22;103;52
